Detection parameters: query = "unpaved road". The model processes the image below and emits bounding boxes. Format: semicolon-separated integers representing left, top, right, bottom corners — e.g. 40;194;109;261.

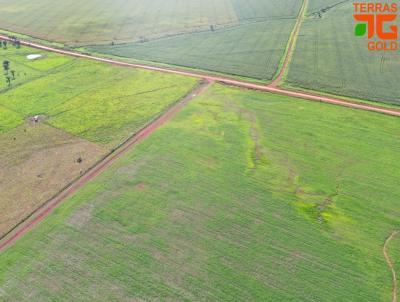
0;34;399;117
384;231;399;302
0;80;213;252
271;0;308;87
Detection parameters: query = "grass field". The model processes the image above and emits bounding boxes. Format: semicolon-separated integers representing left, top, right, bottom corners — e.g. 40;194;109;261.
90;19;296;80
0;45;198;237
1;84;399;301
286;1;400;105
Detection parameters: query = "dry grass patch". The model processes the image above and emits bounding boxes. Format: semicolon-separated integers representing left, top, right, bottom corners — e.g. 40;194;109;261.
0;122;106;237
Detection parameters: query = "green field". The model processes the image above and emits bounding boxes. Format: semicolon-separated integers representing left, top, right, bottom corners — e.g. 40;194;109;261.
0;47;197;147
0;45;197;238
1;84;399;301
0;0;302;80
0;0;299;46
286;1;400;105
90;19;296;80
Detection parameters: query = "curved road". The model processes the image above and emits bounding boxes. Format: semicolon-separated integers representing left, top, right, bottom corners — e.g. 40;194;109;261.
384;231;399;302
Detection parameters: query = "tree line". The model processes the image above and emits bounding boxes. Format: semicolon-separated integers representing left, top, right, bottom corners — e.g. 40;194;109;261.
1;36;21;87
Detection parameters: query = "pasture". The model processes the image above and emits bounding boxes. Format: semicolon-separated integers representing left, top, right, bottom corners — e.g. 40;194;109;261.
286;1;400;105
0;45;197;237
1;84;399;301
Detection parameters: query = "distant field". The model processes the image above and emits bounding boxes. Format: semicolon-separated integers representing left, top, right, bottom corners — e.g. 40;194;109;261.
90;19;296;80
306;0;349;13
0;45;197;237
1;84;399;301
0;0;301;80
286;1;400;105
0;0;299;45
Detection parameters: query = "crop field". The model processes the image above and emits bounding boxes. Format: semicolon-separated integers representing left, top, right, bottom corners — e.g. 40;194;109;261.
90;19;296;80
0;0;302;80
0;0;300;46
0;84;399;301
286;1;400;105
0;45;197;237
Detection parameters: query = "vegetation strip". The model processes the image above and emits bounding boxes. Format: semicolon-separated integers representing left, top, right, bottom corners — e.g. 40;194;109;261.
0;80;213;252
384;231;399;302
0;34;398;118
271;0;308;87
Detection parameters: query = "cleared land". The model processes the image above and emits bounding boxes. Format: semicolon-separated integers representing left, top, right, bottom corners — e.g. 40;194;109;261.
0;0;301;80
0;0;300;45
0;45;198;237
286;1;400;105
0;84;399;301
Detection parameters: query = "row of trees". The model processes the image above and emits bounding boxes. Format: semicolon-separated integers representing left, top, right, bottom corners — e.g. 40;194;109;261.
1;37;21;86
3;60;16;86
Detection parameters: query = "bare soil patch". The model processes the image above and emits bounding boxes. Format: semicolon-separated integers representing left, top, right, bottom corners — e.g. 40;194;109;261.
0;122;106;237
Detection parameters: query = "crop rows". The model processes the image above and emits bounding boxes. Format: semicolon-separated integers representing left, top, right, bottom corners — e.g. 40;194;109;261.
1;84;399;301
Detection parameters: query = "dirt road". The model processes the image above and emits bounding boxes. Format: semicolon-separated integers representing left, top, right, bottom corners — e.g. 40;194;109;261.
271;0;308;87
384;231;399;302
0;34;399;117
0;80;213;252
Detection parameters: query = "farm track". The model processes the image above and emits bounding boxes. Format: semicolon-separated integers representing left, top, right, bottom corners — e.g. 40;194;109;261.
271;0;308;87
0;35;398;117
0;80;213;252
384;231;399;302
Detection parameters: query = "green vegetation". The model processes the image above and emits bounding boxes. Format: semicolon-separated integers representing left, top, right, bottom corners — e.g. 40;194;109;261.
0;105;22;132
1;84;399;301
0;0;239;45
0;45;198;238
0;0;302;80
0;0;300;46
90;19;296;80
0;46;198;146
287;1;400;105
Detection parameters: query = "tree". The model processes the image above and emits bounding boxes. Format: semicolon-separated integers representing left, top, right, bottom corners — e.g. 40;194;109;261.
3;60;10;71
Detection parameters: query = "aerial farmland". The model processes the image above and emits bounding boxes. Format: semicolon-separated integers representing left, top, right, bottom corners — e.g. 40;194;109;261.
0;0;399;301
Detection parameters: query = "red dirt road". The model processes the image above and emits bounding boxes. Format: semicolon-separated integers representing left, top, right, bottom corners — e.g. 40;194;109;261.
0;34;399;117
0;80;213;252
271;0;308;87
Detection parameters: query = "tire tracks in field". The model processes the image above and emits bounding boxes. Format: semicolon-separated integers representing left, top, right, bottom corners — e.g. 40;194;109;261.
0;34;399;117
0;80;213;252
384;230;399;302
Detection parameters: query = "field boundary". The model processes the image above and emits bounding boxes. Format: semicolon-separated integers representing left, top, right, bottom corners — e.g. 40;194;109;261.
384;230;399;302
0;80;213;252
271;0;308;87
0;34;398;117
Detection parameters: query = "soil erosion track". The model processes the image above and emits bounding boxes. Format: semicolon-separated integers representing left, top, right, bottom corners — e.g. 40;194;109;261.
384;230;399;302
0;80;213;252
0;34;399;117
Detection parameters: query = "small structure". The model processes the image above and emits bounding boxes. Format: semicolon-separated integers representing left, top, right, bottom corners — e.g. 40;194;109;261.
26;54;42;60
